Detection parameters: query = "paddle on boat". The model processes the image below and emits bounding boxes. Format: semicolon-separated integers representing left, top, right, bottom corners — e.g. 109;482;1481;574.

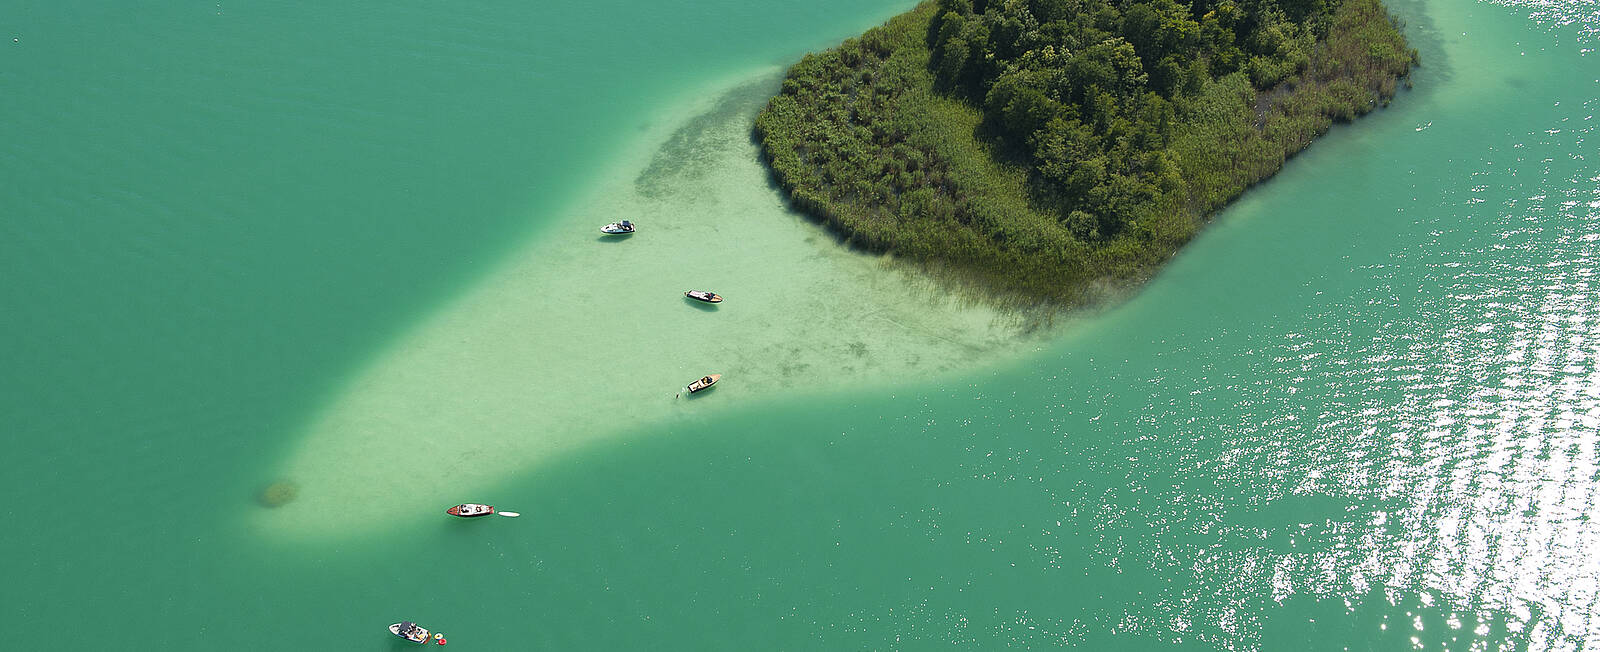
684;290;722;303
600;220;635;234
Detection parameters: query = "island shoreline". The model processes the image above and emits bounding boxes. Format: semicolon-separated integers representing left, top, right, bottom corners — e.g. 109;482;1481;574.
756;0;1418;309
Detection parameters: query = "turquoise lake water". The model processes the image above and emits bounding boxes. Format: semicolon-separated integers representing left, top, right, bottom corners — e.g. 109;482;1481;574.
3;0;1599;648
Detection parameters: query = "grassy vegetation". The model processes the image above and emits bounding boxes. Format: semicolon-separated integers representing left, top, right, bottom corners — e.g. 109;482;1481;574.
755;0;1416;305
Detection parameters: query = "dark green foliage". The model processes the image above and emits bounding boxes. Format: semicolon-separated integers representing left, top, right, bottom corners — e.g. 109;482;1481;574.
756;0;1415;305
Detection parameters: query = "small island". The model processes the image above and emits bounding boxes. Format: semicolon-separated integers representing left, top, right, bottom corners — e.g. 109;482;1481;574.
757;0;1417;305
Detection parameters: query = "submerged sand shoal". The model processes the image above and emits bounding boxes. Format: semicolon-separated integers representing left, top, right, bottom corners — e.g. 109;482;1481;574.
255;71;1050;539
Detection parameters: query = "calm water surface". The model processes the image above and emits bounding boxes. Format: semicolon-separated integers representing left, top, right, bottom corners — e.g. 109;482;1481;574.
3;0;1599;649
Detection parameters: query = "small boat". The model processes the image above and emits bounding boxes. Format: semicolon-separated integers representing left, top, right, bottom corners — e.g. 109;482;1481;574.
600;220;635;234
446;503;495;518
389;621;436;644
685;374;721;394
685;290;722;303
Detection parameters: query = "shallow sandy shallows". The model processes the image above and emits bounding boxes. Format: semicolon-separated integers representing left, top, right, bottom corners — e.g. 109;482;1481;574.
259;74;1045;538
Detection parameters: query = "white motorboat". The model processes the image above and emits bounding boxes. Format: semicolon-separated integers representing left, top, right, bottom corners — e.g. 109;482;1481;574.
389;621;442;644
446;503;495;518
685;374;721;394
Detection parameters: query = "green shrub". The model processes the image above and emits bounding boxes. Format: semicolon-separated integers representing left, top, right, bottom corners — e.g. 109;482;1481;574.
756;0;1414;306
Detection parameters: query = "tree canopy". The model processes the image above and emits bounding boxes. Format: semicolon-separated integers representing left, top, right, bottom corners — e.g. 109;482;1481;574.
756;0;1416;304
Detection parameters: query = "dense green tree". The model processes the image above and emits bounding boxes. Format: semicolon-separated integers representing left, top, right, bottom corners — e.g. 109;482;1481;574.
757;0;1417;304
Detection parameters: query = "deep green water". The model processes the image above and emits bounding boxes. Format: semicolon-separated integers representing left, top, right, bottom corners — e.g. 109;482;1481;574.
4;0;1600;649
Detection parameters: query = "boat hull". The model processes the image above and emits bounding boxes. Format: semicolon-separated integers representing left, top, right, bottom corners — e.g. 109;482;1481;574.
446;504;495;517
389;623;431;643
685;373;722;393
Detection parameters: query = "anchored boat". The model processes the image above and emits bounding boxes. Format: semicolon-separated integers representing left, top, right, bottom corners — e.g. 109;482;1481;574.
684;290;722;304
600;220;635;234
446;503;495;518
684;374;721;394
389;621;445;645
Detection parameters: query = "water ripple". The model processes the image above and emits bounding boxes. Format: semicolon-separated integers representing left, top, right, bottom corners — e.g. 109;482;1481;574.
1484;0;1600;43
1264;100;1600;648
928;96;1600;651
